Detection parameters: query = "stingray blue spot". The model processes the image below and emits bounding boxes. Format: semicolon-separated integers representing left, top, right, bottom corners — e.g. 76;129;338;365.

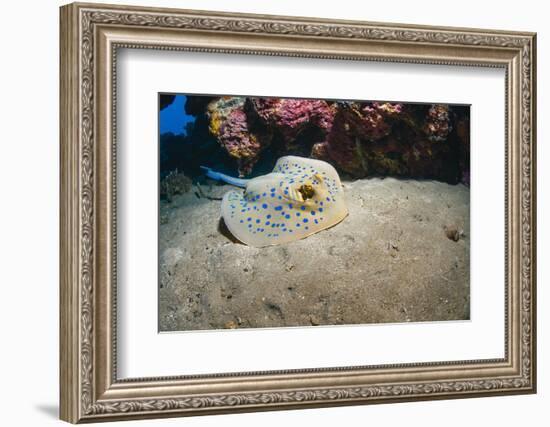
311;211;316;215
288;204;293;209
296;212;301;217
239;220;243;223
247;217;252;221
271;224;276;228
270;188;275;192
248;224;252;228
300;206;306;211
314;219;319;224
318;208;324;212
303;218;309;223
282;228;287;232
326;197;330;201
285;214;291;219
241;209;246;212
262;203;268;209
262;192;266;197
296;223;301;227
265;221;270;225
256;219;260;223
274;206;283;211
278;196;282;199
267;214;272;219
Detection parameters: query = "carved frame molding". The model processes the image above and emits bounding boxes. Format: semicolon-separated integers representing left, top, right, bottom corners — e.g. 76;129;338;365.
60;2;536;423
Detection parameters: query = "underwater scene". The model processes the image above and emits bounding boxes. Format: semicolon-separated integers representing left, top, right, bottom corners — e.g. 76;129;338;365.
159;94;470;332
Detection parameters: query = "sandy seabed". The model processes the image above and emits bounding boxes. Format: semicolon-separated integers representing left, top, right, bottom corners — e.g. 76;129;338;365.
159;178;470;331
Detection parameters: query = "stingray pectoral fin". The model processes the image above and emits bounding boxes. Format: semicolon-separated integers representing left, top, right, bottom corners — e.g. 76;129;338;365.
220;190;256;246
200;166;249;188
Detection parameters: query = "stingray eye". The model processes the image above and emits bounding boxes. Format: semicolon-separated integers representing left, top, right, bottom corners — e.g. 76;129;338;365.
298;184;315;201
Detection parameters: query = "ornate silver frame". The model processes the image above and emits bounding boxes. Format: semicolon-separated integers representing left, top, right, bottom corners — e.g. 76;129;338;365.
60;2;537;423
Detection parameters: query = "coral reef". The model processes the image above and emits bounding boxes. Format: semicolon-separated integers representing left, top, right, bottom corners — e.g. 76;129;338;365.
206;97;271;176
311;101;403;177
248;97;335;150
160;170;192;202
310;101;462;182
163;95;470;185
424;104;452;142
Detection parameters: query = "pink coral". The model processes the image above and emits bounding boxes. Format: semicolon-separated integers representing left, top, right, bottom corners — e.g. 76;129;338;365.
319;103;368;176
311;102;404;176
207;97;269;176
200;96;466;183
424;104;452;142
250;98;334;146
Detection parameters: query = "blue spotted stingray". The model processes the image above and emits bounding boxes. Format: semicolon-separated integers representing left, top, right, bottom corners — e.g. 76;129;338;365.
202;156;348;247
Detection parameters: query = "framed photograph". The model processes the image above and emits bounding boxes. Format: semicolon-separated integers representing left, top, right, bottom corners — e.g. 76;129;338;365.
60;2;537;423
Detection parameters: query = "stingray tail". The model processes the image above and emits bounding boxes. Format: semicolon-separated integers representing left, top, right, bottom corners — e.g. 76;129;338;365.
200;166;249;188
